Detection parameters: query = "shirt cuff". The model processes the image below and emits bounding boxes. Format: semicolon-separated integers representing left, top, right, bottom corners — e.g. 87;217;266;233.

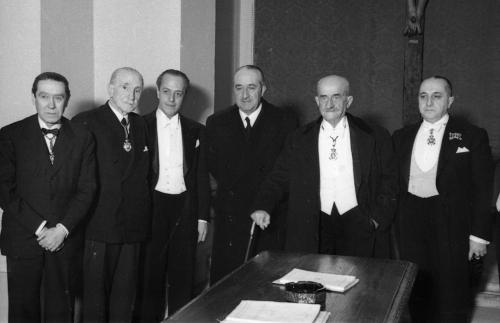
198;219;208;224
469;235;489;245
56;223;69;237
35;220;47;236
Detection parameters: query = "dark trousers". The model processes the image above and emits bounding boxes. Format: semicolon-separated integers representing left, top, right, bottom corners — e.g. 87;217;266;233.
7;250;81;323
319;205;376;257
138;191;195;321
400;193;471;323
83;240;140;323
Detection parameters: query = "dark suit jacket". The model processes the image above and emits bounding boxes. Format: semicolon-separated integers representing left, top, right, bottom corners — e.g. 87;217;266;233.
73;103;151;243
0;115;96;258
393;116;493;252
144;112;209;222
252;113;397;255
206;100;297;259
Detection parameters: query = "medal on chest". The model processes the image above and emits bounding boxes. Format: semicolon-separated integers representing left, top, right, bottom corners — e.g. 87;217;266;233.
123;139;132;152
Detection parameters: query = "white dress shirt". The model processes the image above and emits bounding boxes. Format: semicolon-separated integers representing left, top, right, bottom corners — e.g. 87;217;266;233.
154;110;186;194
318;117;358;215
238;103;262;127
413;114;449;172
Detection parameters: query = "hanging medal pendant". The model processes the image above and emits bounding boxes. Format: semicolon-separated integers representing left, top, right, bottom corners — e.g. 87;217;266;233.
123;139;132;152
427;135;436;145
329;147;337;160
329;135;338;160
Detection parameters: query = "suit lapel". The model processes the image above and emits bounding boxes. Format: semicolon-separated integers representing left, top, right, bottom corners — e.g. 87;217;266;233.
347;115;373;192
180;115;194;176
24;115;51;174
101;105;125;166
400;124;420;189
249;102;276;158
437;117;458;177
123;114;140;180
51;118;75;175
147;113;160;178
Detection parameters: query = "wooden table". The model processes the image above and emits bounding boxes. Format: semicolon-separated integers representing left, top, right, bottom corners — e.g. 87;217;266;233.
167;251;417;322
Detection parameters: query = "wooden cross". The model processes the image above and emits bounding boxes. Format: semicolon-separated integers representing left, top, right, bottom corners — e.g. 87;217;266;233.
403;0;429;126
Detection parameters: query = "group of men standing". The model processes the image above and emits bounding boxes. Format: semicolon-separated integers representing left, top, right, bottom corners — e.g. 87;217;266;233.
0;65;495;323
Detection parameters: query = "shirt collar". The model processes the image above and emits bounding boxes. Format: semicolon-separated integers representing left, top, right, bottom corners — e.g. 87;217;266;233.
239;103;262;127
157;109;180;128
38;116;61;130
320;116;347;133
108;100;128;122
422;113;449;130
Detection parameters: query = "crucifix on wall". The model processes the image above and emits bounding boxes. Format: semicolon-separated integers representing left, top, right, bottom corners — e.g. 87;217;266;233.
403;0;429;126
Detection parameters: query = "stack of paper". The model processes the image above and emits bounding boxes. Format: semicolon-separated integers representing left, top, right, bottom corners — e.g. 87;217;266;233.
222;300;330;323
273;268;359;292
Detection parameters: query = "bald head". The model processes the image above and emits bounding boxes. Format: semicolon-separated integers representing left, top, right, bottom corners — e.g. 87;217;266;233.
107;67;144;115
316;75;350;96
315;75;353;127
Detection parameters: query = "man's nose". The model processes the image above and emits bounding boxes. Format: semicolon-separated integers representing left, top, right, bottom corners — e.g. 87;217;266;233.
242;88;250;99
168;92;175;102
426;96;433;106
48;97;56;108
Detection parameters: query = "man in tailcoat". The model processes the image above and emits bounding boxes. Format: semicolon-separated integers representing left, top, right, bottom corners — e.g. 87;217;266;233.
73;67;151;322
206;65;297;284
251;75;397;257
0;72;96;322
393;76;493;322
138;69;209;320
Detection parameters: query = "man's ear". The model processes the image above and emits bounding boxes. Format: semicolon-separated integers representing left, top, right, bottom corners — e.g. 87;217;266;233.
447;96;454;109
107;83;114;98
315;96;320;107
31;94;36;106
346;96;354;109
261;84;267;97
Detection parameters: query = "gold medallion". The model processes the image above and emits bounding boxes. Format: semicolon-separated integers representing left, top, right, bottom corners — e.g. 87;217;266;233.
123;139;132;152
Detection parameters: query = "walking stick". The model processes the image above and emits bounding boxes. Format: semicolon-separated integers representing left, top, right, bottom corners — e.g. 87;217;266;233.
244;221;256;262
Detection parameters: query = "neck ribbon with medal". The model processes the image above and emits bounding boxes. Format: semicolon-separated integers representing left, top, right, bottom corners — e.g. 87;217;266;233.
120;117;132;152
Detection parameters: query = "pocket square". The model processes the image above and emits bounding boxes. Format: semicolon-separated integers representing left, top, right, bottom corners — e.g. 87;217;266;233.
456;146;469;153
195;139;200;148
143;146;149;152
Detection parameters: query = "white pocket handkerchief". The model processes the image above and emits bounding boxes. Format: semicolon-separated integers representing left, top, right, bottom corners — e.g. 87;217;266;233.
456;146;469;153
143;146;149;152
195;139;200;148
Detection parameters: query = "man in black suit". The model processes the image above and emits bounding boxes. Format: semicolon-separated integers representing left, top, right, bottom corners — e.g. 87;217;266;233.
251;75;397;257
206;65;297;284
393;76;493;322
138;69;209;320
73;67;151;322
0;72;96;322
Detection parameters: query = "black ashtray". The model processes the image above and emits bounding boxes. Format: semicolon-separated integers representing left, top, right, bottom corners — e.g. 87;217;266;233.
284;281;326;309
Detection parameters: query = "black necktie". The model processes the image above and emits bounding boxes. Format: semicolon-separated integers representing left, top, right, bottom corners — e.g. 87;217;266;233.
244;117;251;140
41;128;59;136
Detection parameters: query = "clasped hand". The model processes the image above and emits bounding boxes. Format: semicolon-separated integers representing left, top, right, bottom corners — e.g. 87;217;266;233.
250;210;270;230
37;226;66;252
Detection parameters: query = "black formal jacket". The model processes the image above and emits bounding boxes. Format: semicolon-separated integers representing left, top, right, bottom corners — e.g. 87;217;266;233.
206;100;298;255
144;112;209;222
252;113;397;255
393;116;493;253
0;115;96;258
73;103;151;243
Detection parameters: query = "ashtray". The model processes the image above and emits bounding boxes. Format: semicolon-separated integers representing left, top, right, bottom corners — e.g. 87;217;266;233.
284;281;326;309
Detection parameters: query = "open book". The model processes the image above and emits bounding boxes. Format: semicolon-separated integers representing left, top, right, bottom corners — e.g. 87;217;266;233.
273;268;359;292
222;300;330;323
